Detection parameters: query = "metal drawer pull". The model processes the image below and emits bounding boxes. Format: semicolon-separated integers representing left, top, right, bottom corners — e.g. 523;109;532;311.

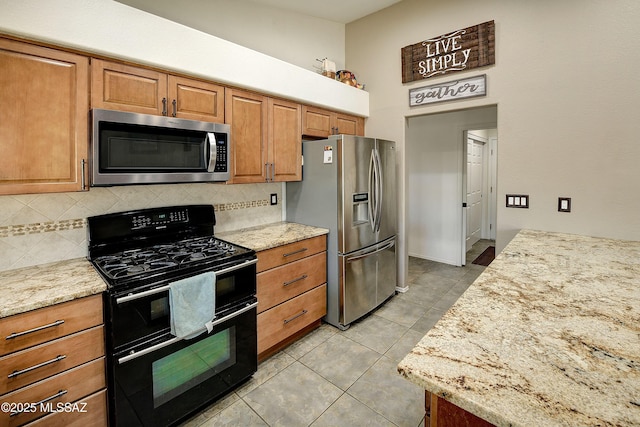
283;248;307;257
8;355;67;378
10;389;68;417
283;309;308;324
283;275;307;287
6;320;65;340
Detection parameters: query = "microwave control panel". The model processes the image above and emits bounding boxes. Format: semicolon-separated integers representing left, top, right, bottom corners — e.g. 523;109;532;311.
214;134;228;173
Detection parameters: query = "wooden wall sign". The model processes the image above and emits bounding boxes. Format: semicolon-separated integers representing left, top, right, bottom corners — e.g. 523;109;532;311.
409;75;486;107
401;20;495;83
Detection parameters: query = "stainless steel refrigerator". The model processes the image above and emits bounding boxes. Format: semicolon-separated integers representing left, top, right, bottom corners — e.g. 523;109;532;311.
286;135;397;329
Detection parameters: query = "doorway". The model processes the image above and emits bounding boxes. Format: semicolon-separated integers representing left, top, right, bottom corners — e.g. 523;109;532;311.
406;105;497;266
462;129;497;265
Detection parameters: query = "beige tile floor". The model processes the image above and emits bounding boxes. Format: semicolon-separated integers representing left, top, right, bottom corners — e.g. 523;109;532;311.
181;240;494;427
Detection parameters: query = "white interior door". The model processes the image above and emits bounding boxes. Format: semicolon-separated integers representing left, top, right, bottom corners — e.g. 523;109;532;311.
465;135;485;252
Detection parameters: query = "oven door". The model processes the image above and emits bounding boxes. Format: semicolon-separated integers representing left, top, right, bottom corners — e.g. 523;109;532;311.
107;258;257;350
110;300;257;427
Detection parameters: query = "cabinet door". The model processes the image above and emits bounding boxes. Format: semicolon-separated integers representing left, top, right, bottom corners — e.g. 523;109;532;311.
269;98;301;181
91;59;167;115
302;105;332;137
335;112;364;136
225;89;268;183
168;75;225;123
302;106;365;137
0;38;89;195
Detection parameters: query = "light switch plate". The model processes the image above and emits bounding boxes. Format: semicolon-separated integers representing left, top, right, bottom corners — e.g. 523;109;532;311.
270;193;277;205
558;197;571;212
506;194;529;208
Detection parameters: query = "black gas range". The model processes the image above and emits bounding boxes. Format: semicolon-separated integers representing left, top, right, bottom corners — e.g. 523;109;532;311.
87;205;258;427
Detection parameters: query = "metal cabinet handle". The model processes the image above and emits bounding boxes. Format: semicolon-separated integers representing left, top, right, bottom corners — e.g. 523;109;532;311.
172;99;177;117
10;389;68;417
81;159;86;190
283;274;307;287
283;248;307;257
283;309;308;324
162;98;167;115
8;355;67;378
265;163;271;182
6;320;65;340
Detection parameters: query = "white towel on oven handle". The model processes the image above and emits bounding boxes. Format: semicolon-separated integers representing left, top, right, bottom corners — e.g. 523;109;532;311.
169;271;216;339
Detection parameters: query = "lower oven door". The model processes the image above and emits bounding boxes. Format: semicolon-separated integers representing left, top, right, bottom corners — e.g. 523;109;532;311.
109;300;257;427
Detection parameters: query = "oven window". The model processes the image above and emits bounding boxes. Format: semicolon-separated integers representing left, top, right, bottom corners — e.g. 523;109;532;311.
150;296;169;321
152;327;236;408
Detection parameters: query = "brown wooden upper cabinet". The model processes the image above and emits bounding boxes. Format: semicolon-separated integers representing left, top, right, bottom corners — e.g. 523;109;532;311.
226;89;301;183
302;105;364;138
0;37;89;195
91;59;225;123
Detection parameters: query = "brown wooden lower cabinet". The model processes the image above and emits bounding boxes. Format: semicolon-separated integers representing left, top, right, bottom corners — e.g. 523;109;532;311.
256;235;328;360
425;391;495;427
26;389;107;427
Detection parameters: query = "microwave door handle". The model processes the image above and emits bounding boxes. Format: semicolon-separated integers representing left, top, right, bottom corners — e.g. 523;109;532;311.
206;132;217;172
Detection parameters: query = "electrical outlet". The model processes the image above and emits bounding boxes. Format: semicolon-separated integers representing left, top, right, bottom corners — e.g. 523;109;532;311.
506;194;529;208
558;197;571;212
270;193;277;205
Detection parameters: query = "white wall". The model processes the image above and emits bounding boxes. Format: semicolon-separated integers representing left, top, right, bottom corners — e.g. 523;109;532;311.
347;0;640;285
116;0;346;72
0;0;367;116
406;106;497;265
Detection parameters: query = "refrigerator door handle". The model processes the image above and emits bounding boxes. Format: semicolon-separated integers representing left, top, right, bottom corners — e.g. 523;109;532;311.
345;238;396;262
368;149;377;232
373;147;383;232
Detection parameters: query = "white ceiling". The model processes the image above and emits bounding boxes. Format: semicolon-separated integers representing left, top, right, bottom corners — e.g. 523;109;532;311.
247;0;402;24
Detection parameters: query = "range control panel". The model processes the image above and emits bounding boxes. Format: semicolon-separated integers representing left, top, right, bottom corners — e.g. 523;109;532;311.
132;209;189;230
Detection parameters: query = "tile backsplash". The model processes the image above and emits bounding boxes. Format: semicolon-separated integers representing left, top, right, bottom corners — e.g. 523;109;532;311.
0;182;283;271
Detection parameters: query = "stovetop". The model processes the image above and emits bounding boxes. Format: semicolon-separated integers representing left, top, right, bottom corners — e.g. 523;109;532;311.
92;236;253;284
87;205;256;290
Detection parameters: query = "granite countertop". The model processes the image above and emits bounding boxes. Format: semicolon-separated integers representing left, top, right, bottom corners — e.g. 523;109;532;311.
0;258;107;319
218;221;328;252
398;229;640;427
0;222;327;319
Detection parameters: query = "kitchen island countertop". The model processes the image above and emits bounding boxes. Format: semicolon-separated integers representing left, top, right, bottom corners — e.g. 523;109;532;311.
0;258;107;318
398;229;640;427
217;221;328;252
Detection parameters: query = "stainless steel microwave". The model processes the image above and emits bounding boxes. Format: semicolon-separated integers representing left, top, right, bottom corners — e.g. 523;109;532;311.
91;109;230;186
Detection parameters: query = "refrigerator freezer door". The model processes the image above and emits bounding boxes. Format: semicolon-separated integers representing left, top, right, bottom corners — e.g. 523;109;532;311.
340;236;396;326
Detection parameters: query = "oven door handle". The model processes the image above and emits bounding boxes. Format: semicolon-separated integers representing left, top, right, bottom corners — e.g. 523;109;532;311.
117;300;258;365
115;258;258;304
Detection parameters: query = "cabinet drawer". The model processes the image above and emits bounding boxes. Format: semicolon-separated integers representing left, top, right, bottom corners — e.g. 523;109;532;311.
0;358;105;426
26;389;107;427
257;252;326;313
257;235;326;273
257;284;326;354
0;326;104;394
0;295;103;356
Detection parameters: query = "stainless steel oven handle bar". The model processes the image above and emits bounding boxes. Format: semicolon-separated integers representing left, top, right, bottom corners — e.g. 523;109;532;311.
115;258;258;304
117;300;258;365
